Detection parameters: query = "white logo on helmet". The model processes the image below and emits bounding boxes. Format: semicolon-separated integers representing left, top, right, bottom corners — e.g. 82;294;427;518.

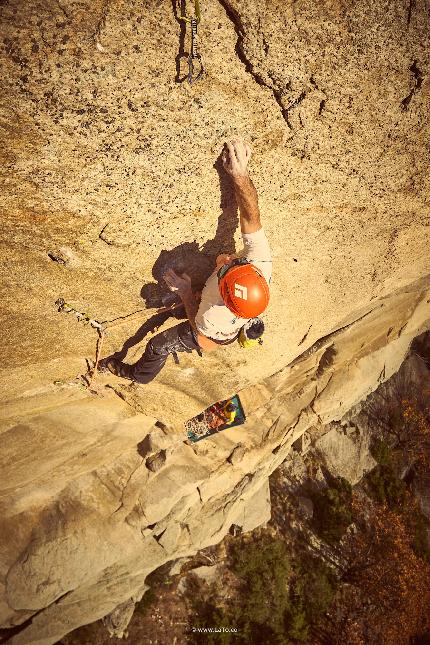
234;283;248;300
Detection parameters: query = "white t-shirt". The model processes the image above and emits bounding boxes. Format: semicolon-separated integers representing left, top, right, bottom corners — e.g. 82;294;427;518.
195;228;272;341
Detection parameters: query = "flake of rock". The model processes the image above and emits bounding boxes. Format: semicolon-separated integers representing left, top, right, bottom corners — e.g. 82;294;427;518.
188;565;219;585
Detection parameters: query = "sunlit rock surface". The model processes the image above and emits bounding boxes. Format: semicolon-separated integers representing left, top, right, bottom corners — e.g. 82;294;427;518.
0;0;429;642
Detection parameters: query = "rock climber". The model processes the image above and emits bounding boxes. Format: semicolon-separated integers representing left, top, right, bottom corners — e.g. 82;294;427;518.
101;136;272;383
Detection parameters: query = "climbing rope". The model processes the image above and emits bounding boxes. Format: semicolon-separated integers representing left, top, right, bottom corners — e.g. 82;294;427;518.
88;328;105;389
56;299;184;389
178;0;204;84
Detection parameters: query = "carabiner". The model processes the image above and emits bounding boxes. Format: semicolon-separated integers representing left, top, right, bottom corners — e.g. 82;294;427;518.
187;17;204;84
177;0;204;83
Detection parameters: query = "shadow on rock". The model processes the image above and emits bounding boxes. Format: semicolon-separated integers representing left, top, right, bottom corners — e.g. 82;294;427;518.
141;153;239;308
106;152;238;362
108;306;187;363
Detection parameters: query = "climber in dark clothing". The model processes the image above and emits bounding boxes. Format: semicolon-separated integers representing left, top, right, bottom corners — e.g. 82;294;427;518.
133;320;201;383
106;318;202;384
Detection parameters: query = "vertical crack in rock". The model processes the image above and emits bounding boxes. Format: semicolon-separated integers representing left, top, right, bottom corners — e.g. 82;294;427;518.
289;382;325;433
291;408;305;431
110;458;145;516
397;322;408;337
217;0;294;128
317;372;334;398
304;385;320;423
262;415;282;442
298;324;312;346
91;0;112;44
308;400;322;424
407;0;415;26
401;60;424;111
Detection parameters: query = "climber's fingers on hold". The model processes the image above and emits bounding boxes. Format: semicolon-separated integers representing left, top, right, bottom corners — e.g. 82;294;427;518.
232;136;246;153
226;141;238;165
223;137;251;177
232;138;250;167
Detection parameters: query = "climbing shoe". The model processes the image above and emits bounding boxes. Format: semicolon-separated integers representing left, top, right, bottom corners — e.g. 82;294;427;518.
101;358;134;380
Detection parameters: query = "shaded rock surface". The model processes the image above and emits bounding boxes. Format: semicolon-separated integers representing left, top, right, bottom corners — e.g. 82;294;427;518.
314;422;376;485
0;0;429;642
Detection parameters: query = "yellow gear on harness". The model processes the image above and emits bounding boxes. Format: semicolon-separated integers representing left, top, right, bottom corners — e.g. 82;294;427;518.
238;326;263;349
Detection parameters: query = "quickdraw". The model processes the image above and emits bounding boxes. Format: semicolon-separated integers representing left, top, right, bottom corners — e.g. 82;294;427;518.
178;0;204;84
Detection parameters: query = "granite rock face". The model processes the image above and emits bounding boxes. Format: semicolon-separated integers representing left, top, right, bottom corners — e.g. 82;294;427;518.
314;423;376;485
0;0;430;642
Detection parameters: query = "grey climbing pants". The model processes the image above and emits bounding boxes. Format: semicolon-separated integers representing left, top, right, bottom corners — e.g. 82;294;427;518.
129;320;201;384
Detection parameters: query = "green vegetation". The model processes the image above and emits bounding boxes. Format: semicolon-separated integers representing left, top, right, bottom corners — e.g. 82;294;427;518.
284;556;337;643
311;477;353;544
366;464;406;508
189;534;337;644
367;439;406;508
189;600;233;645
370;438;391;465
229;536;290;644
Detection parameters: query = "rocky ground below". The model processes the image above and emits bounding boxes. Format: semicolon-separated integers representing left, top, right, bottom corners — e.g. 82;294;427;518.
57;332;430;645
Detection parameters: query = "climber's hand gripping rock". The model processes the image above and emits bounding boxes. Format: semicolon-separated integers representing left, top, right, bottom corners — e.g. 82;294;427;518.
222;138;252;179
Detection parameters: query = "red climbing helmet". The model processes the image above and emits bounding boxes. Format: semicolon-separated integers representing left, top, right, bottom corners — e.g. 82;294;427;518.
217;258;270;318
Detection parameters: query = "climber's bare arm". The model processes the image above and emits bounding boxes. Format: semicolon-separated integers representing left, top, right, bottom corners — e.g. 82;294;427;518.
223;138;262;234
164;270;198;330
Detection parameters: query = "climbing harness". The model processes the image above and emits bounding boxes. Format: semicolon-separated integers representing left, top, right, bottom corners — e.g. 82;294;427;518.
178;0;204;84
